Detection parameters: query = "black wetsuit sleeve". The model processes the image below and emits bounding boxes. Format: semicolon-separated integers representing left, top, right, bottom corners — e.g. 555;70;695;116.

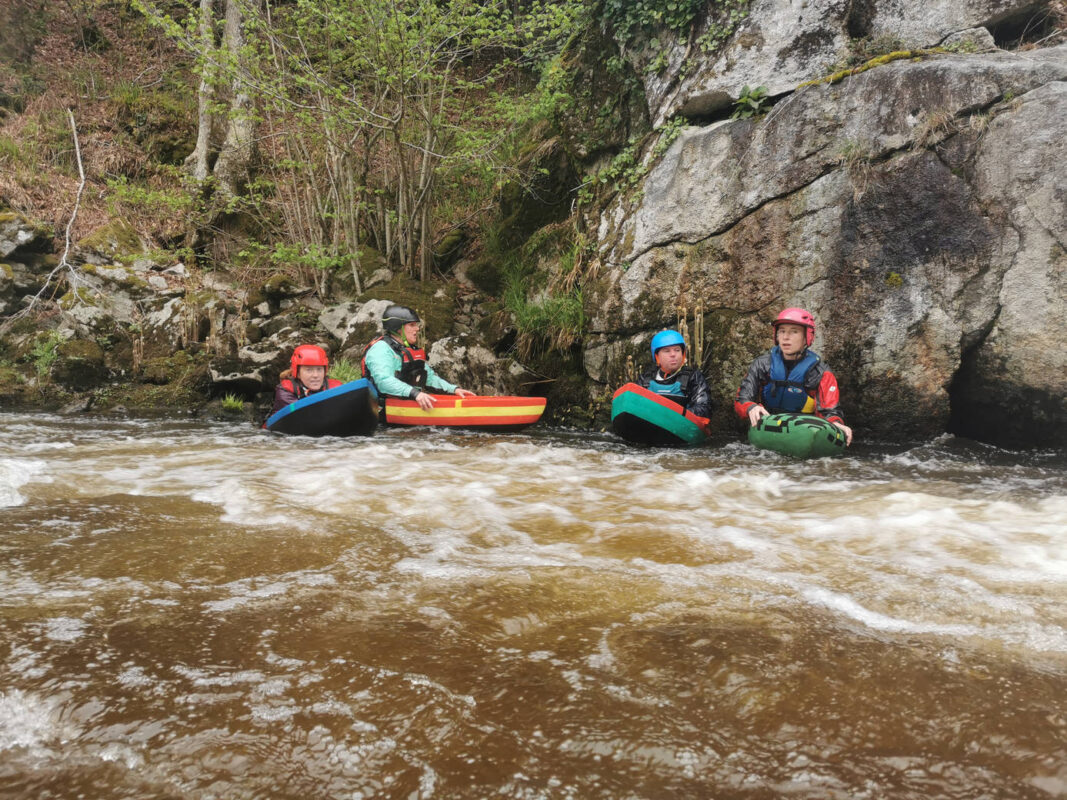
687;369;712;418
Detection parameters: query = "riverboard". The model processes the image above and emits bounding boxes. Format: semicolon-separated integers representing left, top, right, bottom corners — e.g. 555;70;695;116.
264;379;379;437
383;395;547;431
748;412;847;458
610;382;710;446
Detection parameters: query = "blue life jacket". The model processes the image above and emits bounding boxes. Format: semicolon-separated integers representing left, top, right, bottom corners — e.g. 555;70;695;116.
648;368;692;408
761;347;819;413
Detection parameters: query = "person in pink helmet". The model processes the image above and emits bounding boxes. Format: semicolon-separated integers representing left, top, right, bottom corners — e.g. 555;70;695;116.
271;344;342;414
734;308;853;444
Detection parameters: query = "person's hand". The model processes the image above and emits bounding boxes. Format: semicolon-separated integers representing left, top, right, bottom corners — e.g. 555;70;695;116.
832;421;853;446
414;391;437;411
454;388;476;397
747;404;769;426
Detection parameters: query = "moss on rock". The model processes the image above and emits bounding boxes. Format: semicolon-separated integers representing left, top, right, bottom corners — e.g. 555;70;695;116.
52;339;107;390
79;219;144;259
358;275;457;340
262;273;302;300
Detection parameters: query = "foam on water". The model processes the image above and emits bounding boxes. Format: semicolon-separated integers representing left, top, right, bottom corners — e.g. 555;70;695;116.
0;690;65;752
0;457;51;508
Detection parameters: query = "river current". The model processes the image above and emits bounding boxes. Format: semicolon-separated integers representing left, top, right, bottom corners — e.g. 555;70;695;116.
0;412;1065;799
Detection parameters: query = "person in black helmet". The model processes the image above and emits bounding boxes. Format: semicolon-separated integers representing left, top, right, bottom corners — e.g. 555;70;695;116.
360;305;475;410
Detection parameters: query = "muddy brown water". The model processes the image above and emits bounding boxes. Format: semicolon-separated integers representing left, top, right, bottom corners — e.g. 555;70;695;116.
1;413;1065;799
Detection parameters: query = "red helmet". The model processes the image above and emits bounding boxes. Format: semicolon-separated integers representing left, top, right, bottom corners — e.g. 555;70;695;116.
772;307;815;347
290;344;329;375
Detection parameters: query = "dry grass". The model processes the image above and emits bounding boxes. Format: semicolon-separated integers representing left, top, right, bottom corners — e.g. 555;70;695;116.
0;3;192;249
913;109;957;150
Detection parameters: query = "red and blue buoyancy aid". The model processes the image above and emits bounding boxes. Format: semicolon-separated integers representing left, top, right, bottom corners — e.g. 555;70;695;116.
279;376;342;399
360;335;428;390
648;368;694;408
761;347;819;413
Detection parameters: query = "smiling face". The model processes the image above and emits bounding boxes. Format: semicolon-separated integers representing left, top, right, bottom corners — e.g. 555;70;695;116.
654;344;686;374
297;365;326;390
775;323;808;358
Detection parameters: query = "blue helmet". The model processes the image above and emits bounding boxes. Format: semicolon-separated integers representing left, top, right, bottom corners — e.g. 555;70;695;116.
650;329;686;360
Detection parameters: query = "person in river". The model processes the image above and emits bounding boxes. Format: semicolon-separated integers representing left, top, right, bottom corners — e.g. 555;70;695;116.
635;329;712;418
734;307;853;444
361;305;475;411
271;344;343;414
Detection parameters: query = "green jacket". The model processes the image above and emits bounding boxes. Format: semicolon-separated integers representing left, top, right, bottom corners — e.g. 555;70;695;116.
363;337;457;398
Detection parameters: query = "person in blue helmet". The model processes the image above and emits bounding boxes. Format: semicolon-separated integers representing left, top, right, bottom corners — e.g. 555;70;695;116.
361;304;475;411
636;329;712;418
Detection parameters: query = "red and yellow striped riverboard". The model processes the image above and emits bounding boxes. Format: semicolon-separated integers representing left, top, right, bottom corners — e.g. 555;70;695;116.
383;395;547;430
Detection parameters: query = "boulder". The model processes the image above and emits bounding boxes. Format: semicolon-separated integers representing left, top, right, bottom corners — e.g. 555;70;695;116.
319;299;392;349
956;80;1067;445
75;219;144;264
0;212;51;259
51;338;107;391
428;334;538;396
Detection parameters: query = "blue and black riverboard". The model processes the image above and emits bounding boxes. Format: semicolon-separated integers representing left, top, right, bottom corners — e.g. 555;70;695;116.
748;413;846;458
264;379;379;437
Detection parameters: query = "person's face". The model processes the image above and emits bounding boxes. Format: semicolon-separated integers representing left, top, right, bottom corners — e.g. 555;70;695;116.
776;323;807;357
298;365;326;390
655;344;685;373
402;321;421;343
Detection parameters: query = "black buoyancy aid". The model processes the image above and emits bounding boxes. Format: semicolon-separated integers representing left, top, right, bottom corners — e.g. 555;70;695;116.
648;367;693;408
361;336;428;389
761;347;819;413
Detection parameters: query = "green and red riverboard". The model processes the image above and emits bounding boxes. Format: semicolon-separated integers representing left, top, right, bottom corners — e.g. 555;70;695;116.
748;413;847;459
610;382;710;446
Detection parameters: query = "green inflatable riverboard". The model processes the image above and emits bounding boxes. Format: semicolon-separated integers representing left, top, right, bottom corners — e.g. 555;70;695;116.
748;413;847;459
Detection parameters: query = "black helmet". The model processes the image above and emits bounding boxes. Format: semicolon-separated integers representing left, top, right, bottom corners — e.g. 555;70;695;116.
382;305;420;333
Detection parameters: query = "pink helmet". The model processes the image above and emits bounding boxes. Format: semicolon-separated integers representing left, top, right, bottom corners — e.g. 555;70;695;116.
290;344;329;375
772;307;815;347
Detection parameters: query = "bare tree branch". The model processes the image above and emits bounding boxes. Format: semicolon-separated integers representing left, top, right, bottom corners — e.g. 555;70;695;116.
0;109;88;335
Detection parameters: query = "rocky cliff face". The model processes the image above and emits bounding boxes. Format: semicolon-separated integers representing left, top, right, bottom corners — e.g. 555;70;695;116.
586;1;1067;446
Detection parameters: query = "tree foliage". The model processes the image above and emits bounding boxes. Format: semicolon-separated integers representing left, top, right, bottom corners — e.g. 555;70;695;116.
135;0;582;284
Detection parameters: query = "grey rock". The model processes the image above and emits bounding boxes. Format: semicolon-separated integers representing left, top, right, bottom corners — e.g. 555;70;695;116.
428;334;535;395
0;213;48;259
607;46;1067;268
634;0;1037;126
365;268;393;289
588;44;1067;442
941;27;998;53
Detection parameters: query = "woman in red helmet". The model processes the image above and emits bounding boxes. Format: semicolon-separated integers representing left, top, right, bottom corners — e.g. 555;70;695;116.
734;308;853;444
271;344;343;414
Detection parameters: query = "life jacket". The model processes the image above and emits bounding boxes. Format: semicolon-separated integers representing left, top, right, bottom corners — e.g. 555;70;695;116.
361;335;428;391
761;347;819;413
280;376;342;399
648;367;694;409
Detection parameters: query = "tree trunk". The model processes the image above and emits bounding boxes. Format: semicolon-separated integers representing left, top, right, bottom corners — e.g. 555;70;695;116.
212;0;256;198
186;0;216;182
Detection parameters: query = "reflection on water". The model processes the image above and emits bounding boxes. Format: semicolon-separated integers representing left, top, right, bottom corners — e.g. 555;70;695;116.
1;413;1065;798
